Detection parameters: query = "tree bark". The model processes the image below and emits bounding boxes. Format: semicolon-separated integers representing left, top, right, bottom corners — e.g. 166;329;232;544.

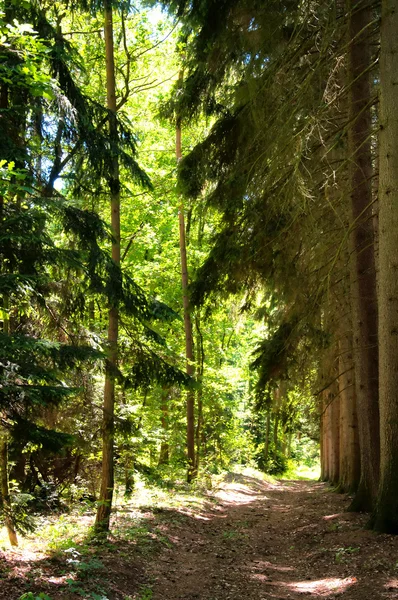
323;390;331;482
158;387;170;466
95;0;120;533
347;0;379;512
264;411;271;465
194;313;204;472
373;0;398;533
176;71;196;482
0;433;18;546
330;382;340;486
338;322;360;492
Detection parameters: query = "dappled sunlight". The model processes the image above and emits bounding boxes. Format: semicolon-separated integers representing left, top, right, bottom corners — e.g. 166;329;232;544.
215;483;270;505
250;559;295;573
284;576;357;596
323;513;343;521
385;579;398;591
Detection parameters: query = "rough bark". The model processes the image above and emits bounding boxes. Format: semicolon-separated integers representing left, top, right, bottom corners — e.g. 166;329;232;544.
95;0;120;532
347;0;379;512
373;0;398;533
338;322;360;492
320;406;325;481
330;383;340;486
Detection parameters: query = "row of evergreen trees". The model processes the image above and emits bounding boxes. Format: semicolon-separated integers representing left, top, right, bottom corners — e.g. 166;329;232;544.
157;0;398;533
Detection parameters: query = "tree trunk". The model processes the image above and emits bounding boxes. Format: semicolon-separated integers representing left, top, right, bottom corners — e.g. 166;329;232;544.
330;384;340;486
194;313;204;472
264;411;271;465
320;406;325;480
323;390;331;482
95;0;120;533
338;322;360;492
158;387;170;466
347;0;379;512
373;0;398;533
176;71;196;482
0;432;18;546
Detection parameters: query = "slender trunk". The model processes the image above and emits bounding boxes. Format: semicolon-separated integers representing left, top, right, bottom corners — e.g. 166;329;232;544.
348;0;379;512
95;0;120;532
264;411;271;465
323;390;331;482
273;387;281;451
320;406;325;480
330;383;340;486
273;413;279;450
373;0;398;533
0;433;18;546
176;72;196;482
194;313;204;472
158;387;169;466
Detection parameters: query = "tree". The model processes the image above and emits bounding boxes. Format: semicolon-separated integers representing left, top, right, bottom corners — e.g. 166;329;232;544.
373;0;398;533
95;0;122;534
347;0;379;512
175;71;196;482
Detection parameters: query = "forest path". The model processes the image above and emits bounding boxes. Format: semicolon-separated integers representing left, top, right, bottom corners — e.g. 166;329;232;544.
146;475;398;600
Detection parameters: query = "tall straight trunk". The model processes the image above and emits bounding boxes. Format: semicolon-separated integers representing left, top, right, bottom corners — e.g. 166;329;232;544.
176;72;196;482
320;407;325;480
0;434;18;546
338;322;360;492
194;313;204;472
272;387;281;450
323;390;331;482
330;383;340;486
373;0;398;533
95;0;120;532
158;387;170;466
264;411;271;465
348;0;379;512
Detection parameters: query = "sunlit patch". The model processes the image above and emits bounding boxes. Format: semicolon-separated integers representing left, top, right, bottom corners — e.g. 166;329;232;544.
385;579;398;590
48;575;69;585
252;573;269;582
285;576;357;596
323;513;342;521
215;483;270;505
250;560;295;573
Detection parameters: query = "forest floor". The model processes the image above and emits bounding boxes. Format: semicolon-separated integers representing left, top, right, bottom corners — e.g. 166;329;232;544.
2;472;398;600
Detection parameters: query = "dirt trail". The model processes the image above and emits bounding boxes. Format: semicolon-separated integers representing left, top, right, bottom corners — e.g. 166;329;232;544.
148;476;398;600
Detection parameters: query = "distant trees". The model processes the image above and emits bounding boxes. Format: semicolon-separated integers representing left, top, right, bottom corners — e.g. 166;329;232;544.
1;0;274;540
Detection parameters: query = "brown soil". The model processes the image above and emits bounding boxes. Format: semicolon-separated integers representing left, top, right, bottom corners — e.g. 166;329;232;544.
2;475;398;600
147;476;398;600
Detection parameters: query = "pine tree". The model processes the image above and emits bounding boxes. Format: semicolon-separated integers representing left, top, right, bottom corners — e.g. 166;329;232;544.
373;0;398;533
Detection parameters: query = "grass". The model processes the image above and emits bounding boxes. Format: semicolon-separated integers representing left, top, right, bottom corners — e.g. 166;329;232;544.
281;461;321;481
